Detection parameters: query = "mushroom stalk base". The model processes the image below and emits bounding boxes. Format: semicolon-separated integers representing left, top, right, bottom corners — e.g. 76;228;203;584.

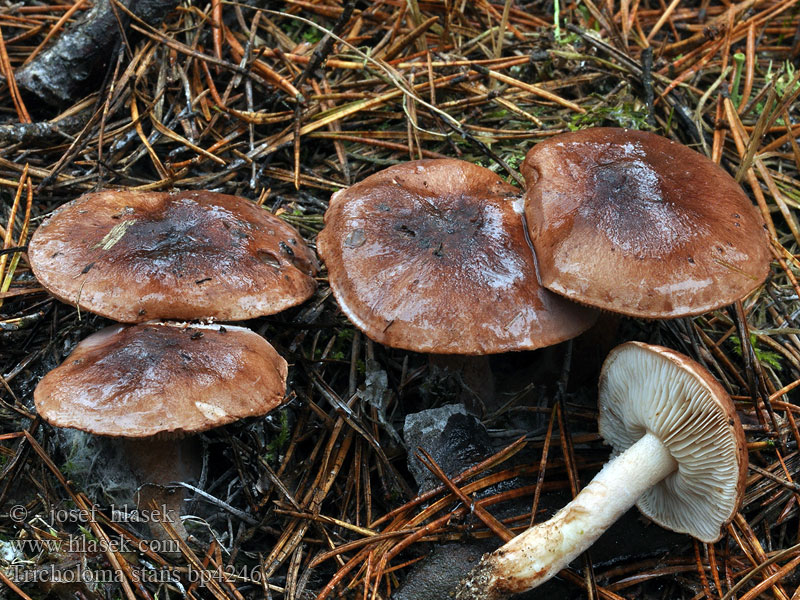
428;354;495;415
122;438;202;546
456;432;677;600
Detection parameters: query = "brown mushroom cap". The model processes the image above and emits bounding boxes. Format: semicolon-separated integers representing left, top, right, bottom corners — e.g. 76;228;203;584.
34;322;288;437
28;190;318;322
317;159;598;355
523;128;772;318
599;341;748;542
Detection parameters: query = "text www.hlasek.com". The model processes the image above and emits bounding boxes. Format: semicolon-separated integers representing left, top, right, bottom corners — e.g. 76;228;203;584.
5;534;181;555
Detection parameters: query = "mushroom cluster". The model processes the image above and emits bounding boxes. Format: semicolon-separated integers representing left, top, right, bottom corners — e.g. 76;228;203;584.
318;129;771;369
315;128;769;597
28;189;318;542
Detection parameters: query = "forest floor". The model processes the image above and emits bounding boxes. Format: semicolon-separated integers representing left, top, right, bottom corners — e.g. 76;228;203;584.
1;0;800;598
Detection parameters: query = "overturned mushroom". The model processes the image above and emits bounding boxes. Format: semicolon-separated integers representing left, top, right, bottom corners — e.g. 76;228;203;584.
523;128;772;318
28;190;318;322
34;321;288;544
456;342;747;599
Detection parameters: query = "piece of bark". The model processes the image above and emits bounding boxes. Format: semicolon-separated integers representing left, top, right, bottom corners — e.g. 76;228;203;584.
0;112;90;146
12;0;179;106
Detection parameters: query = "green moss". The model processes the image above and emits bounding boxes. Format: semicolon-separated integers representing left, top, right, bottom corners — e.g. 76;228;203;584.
264;410;291;464
569;101;651;130
730;334;783;371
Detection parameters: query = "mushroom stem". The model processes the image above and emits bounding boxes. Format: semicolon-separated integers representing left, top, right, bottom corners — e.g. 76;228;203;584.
123;438;202;546
456;432;677;599
428;354;495;414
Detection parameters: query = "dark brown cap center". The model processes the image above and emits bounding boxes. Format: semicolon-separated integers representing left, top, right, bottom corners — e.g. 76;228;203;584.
581;151;697;258
387;193;488;261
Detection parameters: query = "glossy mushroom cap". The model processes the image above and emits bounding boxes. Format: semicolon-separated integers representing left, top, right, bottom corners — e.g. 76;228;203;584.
317;159;597;355
28;190;318;322
523;128;772;318
599;341;747;542
34;322;288;437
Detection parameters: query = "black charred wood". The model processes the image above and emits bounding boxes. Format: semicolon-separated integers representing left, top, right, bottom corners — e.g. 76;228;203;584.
12;0;179;106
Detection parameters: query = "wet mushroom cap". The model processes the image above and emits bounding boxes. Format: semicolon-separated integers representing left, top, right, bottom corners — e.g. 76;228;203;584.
598;341;748;542
317;159;598;355
28;190;318;322
34;322;288;437
523;128;772;318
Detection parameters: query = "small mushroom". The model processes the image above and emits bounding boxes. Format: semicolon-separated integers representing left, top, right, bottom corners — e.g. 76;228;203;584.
34;321;288;544
27;190;319;322
456;342;747;599
523;128;772;318
317;159;597;407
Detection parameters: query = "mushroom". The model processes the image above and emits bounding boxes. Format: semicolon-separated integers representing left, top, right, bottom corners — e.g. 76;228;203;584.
27;189;319;322
523;128;772;318
34;321;288;543
317;159;597;407
456;341;747;599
